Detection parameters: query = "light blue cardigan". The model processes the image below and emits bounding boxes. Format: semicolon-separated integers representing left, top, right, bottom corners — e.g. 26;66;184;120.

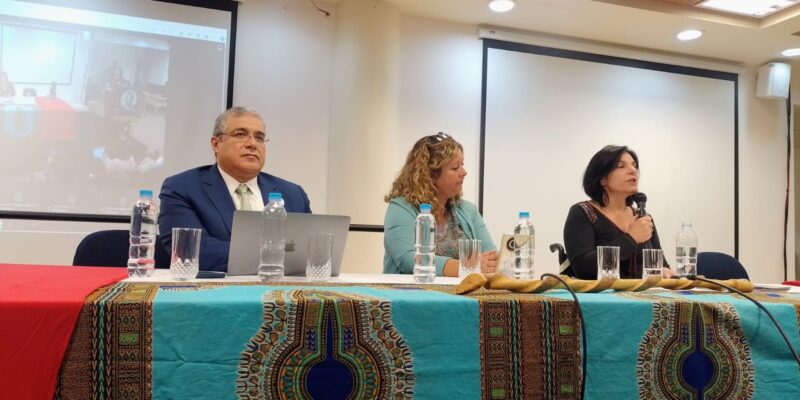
383;197;496;275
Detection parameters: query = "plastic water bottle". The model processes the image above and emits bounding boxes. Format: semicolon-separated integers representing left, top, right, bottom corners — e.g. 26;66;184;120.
259;192;286;281
128;189;158;277
675;222;698;276
513;211;535;279
414;203;436;283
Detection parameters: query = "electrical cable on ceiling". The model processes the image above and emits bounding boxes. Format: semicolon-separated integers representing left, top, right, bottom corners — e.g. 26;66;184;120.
309;0;330;17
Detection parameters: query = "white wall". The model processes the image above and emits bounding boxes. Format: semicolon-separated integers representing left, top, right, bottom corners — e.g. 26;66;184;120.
396;15;484;202
232;2;484;275
740;65;795;283
233;0;335;216
794;60;800;280
328;0;398;225
0;0;794;283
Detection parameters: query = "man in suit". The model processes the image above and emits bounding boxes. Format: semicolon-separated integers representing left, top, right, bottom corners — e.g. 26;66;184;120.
158;106;311;271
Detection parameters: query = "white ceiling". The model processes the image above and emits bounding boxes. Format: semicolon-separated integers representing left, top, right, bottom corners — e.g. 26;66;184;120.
383;0;800;66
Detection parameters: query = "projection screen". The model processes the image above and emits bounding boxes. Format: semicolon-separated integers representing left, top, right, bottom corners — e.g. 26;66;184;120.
480;39;738;274
0;0;234;218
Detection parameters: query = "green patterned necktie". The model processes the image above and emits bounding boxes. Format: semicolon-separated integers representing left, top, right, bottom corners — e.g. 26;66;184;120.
235;184;253;211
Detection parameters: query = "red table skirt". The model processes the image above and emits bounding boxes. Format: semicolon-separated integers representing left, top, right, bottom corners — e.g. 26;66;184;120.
0;264;127;400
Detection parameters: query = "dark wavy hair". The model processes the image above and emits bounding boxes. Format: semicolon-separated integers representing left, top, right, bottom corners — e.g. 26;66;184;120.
582;145;639;206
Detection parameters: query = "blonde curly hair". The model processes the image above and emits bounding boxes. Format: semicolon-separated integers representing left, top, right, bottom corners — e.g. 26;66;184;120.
385;133;463;215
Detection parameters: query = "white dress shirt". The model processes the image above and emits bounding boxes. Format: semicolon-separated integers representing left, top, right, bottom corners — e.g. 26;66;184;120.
217;165;264;211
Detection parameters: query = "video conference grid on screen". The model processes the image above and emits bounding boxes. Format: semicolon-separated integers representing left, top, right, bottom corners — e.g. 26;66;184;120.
0;0;230;215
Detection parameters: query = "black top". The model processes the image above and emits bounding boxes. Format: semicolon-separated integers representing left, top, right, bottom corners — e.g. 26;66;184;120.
563;201;665;279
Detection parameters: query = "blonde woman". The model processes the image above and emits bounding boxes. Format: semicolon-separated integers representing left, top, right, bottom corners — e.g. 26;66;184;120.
383;133;498;276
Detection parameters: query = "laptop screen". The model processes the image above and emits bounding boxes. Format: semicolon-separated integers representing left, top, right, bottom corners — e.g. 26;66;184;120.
227;211;350;276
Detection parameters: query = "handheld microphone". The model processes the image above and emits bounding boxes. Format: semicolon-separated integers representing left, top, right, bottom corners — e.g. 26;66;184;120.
633;192;647;217
633;192;651;249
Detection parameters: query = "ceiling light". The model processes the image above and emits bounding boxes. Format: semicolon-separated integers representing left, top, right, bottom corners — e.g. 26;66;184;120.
676;29;704;41
700;0;798;17
782;48;800;56
488;0;516;13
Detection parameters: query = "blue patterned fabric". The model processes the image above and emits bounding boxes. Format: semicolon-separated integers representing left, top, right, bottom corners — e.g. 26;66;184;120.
152;285;481;399
62;283;798;399
543;290;800;399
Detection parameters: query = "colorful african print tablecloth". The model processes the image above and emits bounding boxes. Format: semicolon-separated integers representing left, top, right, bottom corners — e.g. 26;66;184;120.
53;282;800;399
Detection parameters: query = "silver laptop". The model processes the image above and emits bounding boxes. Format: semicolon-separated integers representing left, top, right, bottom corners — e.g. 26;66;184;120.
227;211;350;276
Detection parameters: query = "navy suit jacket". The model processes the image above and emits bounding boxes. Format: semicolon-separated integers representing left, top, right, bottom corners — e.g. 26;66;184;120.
158;165;311;271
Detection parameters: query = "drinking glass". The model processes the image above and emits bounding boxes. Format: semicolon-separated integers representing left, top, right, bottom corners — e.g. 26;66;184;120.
170;227;202;281
596;246;620;279
642;249;665;278
458;239;482;278
306;232;333;281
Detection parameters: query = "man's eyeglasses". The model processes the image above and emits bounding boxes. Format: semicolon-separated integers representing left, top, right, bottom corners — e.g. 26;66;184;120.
220;129;269;144
427;132;451;143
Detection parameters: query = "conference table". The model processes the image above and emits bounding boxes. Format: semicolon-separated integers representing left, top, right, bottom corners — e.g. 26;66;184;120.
2;264;800;399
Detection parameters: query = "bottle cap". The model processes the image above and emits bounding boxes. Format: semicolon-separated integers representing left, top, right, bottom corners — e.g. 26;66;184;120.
139;189;153;198
419;203;432;213
268;192;282;201
519;211;530;218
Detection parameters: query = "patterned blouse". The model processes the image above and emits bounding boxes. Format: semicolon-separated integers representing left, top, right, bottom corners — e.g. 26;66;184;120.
436;208;467;258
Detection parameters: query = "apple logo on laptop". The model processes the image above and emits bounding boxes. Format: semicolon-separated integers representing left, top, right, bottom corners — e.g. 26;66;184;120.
285;240;296;252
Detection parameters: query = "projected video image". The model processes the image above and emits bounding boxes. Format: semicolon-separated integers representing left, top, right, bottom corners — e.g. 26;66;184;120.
83;33;169;176
2;25;168;171
0;25;168;213
0;0;229;215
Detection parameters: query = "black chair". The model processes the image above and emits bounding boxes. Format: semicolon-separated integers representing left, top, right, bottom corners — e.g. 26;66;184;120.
73;229;170;268
550;243;568;265
696;252;750;280
72;229;129;267
549;243;572;274
155;236;169;268
22;88;36;97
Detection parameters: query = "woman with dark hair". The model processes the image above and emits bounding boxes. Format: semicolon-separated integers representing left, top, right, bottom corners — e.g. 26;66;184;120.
383;132;498;276
563;145;671;279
